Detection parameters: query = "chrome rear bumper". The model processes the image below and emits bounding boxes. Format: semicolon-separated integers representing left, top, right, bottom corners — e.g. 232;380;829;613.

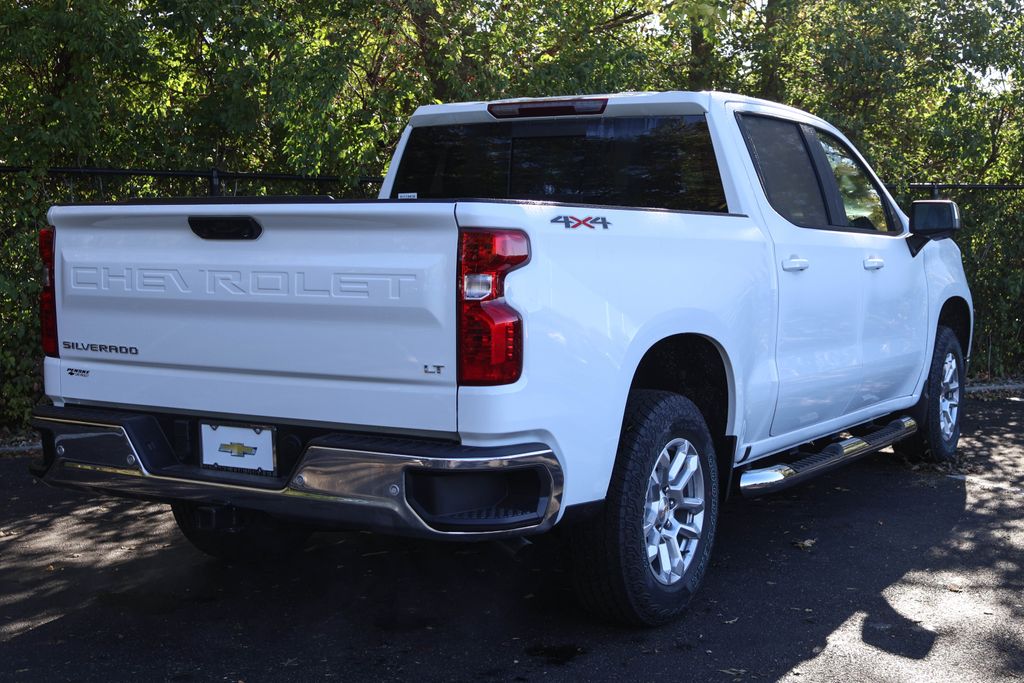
31;405;562;539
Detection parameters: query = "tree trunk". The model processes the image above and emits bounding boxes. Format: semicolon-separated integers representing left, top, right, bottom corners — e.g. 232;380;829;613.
686;18;712;91
756;0;790;102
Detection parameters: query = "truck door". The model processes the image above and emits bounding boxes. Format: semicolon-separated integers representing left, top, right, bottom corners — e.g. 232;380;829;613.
736;112;866;437
804;128;928;409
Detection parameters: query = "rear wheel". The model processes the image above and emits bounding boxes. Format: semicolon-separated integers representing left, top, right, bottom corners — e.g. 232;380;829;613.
171;503;311;562
898;325;965;463
569;390;719;625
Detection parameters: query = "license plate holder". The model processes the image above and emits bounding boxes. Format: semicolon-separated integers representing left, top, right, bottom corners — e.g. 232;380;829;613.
200;423;276;476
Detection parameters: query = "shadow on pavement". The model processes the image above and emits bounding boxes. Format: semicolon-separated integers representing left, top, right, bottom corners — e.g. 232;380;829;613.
1;399;1021;681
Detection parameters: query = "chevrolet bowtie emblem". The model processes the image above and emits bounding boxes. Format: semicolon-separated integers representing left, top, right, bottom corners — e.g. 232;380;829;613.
219;442;257;458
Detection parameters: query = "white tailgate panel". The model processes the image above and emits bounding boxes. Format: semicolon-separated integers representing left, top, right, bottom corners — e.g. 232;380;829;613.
50;202;458;433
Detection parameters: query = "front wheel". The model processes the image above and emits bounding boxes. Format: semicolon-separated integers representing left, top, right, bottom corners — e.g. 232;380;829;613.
898;325;965;463
569;390;720;626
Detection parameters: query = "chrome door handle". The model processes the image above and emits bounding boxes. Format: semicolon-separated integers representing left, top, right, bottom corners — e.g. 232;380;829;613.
863;257;885;270
781;257;809;272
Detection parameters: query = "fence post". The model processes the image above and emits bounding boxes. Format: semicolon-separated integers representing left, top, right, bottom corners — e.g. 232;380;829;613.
931;184;940;199
208;168;221;197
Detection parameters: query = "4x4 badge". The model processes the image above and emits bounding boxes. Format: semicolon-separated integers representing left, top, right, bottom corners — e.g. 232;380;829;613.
551;215;611;230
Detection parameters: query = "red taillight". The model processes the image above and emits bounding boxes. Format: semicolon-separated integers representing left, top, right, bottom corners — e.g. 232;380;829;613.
458;229;529;385
39;226;58;357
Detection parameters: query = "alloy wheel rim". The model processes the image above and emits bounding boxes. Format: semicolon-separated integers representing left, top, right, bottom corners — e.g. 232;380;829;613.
939;352;960;440
643;438;705;585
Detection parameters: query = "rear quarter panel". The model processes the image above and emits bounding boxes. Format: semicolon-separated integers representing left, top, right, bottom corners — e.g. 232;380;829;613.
454;201;776;508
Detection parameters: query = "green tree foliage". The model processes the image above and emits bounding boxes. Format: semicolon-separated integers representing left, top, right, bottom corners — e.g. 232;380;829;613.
2;0;1023;427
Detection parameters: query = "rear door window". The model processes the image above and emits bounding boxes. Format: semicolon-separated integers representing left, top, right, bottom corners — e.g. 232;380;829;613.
738;115;830;227
391;115;728;212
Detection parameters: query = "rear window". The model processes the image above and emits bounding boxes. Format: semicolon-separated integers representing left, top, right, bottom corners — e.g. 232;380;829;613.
391;115;728;212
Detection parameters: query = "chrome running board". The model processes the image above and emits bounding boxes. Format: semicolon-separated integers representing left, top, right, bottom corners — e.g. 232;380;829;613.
739;416;917;497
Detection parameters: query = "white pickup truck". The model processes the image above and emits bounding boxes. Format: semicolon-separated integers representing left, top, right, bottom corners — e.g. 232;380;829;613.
32;91;972;625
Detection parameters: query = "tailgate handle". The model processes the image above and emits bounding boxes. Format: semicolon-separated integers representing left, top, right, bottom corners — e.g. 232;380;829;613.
189;216;262;240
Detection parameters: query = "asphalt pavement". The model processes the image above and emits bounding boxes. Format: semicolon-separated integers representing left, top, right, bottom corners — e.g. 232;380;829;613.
1;397;1022;682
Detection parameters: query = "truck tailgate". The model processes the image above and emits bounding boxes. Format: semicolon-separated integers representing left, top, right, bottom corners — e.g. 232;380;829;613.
48;201;458;433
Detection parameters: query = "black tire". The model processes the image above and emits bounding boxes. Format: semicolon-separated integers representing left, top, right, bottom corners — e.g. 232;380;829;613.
897;325;965;463
569;390;720;626
171;503;312;562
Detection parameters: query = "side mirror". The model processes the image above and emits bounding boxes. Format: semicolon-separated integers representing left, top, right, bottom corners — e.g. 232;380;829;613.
908;200;960;256
910;199;961;238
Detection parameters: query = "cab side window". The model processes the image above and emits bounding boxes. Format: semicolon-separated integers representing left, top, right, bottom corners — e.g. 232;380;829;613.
812;130;893;232
738;115;830;227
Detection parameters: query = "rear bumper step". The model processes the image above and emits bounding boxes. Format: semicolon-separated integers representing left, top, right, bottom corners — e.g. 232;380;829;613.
739;416;917;496
31;405;562;539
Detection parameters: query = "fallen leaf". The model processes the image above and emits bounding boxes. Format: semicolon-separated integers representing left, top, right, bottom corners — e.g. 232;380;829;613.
792;538;817;551
947;584;963;593
719;669;746;676
723;617;739;624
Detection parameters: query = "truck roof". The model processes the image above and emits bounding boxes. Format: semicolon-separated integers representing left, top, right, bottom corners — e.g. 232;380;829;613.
408;91;826;128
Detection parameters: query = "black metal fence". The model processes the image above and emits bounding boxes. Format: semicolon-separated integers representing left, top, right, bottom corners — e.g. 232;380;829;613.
908;182;1024;199
3;166;1020;202
0;165;384;198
